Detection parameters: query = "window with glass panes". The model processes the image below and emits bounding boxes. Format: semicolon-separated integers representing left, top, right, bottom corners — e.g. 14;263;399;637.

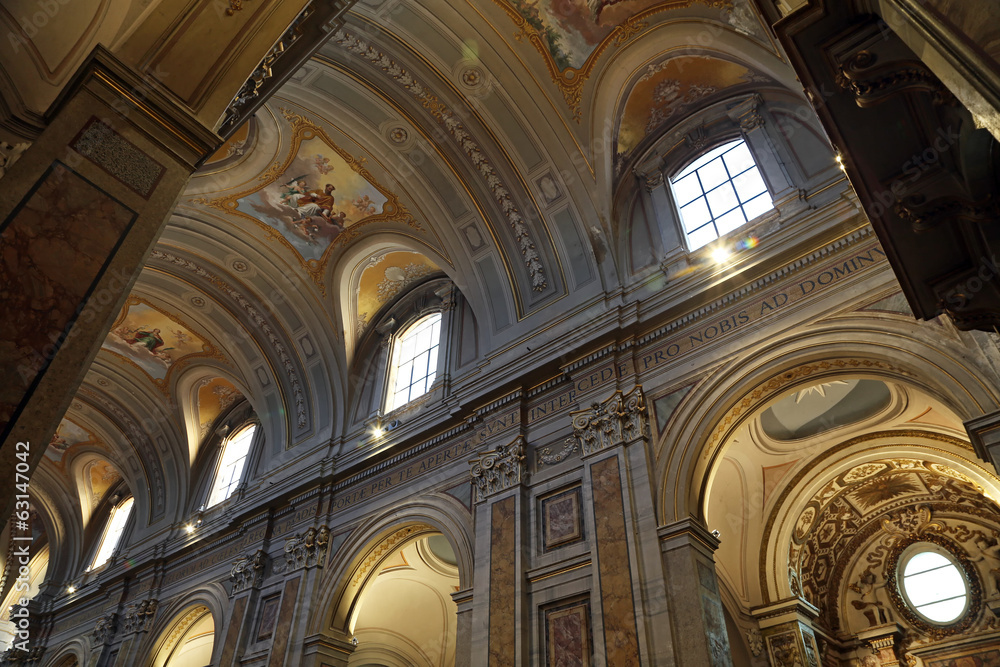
90;496;133;570
899;546;969;624
386;313;441;412
670;139;773;250
207;424;257;507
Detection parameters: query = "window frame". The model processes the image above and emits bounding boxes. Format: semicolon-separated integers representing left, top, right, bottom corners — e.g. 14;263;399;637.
88;496;134;572
885;535;981;636
205;422;258;508
383;311;444;414
668;137;774;251
896;542;970;626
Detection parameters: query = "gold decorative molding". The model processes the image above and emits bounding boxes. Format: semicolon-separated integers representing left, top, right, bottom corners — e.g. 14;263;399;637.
701;359;906;461
193;109;420;295
350;525;429;586
491;0;731;120
103;295;226;396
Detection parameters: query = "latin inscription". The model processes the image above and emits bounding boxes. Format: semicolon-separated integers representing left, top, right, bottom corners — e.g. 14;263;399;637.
332;438;479;513
638;245;886;374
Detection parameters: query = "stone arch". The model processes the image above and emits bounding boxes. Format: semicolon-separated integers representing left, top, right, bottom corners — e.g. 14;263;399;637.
657;320;1000;526
310;498;474;637
135;583;228;666
40;637;89;667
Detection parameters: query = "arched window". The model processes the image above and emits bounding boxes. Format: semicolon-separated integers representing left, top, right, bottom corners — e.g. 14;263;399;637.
670;138;773;251
90;497;133;570
207;423;257;507
385;312;442;412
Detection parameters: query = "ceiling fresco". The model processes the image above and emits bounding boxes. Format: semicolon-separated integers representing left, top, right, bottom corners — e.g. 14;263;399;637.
46;418;99;464
616;55;772;156
196;377;243;440
87;459;121;506
195;109;419;293
356;251;442;335
103;297;218;387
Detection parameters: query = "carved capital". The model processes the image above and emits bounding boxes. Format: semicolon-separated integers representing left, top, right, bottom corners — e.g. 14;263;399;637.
121;598;158;635
569;387;648;456
231;549;268;596
93;612;118;645
470;436;527;503
284;525;330;572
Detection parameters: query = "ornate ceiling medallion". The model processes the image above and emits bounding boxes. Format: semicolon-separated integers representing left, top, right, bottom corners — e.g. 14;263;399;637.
194;109;420;294
491;0;732;120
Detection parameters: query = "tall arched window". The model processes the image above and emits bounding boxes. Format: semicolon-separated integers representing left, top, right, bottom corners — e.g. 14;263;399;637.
90;496;133;570
207;423;257;507
670;138;773;250
385;312;442;412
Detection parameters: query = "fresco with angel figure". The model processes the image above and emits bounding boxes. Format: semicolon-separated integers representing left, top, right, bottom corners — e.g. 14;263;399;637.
238;135;388;261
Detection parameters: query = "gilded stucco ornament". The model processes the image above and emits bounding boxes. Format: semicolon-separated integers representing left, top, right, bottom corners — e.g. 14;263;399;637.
148;249;309;430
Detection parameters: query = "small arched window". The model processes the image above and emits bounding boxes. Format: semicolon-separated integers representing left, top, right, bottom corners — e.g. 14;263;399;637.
90;496;133;570
670;138;773;250
207;423;257;507
385;312;442;412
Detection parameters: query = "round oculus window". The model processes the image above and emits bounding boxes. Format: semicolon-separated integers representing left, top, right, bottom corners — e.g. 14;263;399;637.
898;545;969;624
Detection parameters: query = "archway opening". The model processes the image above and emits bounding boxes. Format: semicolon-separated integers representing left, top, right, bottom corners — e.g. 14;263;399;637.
150;605;215;667
347;533;459;667
702;372;1000;663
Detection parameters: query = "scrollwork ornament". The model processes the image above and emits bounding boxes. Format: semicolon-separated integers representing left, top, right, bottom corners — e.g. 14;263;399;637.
884;532;982;639
569;387;648;456
470;436;527;503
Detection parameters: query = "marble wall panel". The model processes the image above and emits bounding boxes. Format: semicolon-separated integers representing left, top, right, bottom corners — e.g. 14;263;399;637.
544;598;591;667
489;495;517;667
268;576;300;667
0;161;136;438
219;595;247;666
590;455;641;665
541;486;584;551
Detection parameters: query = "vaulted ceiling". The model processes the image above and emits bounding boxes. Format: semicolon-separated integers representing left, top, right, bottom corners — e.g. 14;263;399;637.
3;0;824;572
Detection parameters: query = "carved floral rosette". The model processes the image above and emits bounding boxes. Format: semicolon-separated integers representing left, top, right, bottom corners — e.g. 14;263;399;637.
284;525;330;572
93;612;118;644
470;436;527;503
231;549;268;596
569;387;649;456
121;598;158;634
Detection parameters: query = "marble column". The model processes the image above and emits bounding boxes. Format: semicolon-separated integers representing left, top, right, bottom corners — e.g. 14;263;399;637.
659;518;734;666
469;437;529;667
570;387;670;664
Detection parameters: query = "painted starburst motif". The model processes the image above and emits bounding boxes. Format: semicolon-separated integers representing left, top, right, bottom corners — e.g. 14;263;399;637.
849;474;921;510
794;380;849;403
